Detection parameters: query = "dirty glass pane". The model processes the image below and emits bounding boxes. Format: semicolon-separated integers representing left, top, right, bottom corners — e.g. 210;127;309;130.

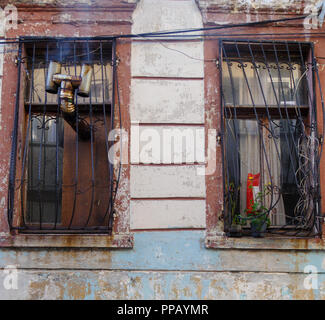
26;116;64;223
222;61;308;108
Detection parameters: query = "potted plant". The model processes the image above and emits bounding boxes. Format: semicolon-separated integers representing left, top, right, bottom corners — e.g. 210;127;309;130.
229;214;244;237
245;185;271;238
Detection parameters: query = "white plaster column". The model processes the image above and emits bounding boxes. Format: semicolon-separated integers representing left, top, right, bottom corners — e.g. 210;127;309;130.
130;0;206;230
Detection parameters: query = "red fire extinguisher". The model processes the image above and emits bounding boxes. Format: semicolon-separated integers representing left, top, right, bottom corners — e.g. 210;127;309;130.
246;173;260;215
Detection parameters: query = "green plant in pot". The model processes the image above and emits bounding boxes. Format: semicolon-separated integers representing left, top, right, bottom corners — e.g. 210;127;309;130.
228;182;244;237
230;214;245;237
245;185;271;238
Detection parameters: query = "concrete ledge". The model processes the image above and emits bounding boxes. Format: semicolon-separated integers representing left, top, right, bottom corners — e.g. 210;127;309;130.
0;233;134;248
205;235;325;251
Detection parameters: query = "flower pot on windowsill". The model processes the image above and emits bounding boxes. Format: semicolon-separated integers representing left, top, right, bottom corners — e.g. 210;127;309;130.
229;224;242;237
250;220;267;238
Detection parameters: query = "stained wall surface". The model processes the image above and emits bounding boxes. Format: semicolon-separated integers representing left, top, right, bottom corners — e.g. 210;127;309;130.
0;0;325;299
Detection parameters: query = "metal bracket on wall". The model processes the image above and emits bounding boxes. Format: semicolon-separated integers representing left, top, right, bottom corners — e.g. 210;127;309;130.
111;56;120;67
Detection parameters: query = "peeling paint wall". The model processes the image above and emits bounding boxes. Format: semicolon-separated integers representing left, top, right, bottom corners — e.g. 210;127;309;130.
130;0;206;233
0;0;325;300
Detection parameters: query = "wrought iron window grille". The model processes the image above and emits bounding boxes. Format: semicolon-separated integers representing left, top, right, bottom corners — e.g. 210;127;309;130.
220;39;325;238
8;37;119;234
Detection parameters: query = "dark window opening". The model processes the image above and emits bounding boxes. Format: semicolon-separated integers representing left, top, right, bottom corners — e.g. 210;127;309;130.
26;116;64;224
8;38;117;234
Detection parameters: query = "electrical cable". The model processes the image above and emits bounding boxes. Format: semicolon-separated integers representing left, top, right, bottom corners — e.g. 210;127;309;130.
0;14;312;46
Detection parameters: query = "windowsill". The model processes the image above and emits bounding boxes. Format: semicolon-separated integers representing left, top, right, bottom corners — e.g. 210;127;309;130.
205;234;325;250
0;233;134;248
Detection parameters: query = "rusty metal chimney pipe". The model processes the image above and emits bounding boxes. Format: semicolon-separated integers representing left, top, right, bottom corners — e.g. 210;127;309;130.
45;61;93;140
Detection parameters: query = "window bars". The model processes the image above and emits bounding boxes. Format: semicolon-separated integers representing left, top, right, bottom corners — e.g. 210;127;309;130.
8;37;119;233
220;40;324;237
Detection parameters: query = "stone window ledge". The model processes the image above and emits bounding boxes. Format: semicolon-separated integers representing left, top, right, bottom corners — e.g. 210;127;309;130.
205;235;325;251
0;233;134;248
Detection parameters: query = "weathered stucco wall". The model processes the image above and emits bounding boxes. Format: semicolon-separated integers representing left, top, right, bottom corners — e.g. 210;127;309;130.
0;0;325;299
1;231;325;299
130;0;206;232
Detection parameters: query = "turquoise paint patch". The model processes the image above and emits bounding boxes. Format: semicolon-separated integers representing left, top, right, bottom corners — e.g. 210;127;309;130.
239;293;247;300
1;231;325;276
281;286;292;299
110;231;221;271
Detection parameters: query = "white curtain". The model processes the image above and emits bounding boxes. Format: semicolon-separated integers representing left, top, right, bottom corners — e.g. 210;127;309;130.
222;61;305;108
238;120;260;216
237;120;285;225
265;122;286;225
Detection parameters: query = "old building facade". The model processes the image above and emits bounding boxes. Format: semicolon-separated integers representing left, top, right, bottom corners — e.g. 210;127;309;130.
0;0;324;299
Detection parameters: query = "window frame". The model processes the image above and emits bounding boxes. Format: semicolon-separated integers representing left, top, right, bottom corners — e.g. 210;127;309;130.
2;36;133;248
205;38;325;249
220;39;321;238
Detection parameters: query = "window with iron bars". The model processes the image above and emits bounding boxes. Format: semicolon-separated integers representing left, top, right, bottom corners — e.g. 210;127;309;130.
220;40;323;238
8;37;118;233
